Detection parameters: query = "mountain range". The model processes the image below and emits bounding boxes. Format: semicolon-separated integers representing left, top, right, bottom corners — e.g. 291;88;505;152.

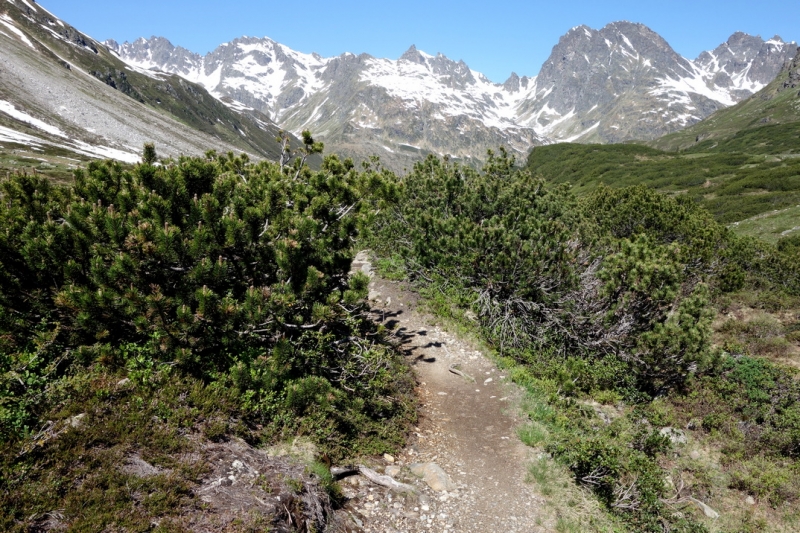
107;23;797;169
0;0;797;171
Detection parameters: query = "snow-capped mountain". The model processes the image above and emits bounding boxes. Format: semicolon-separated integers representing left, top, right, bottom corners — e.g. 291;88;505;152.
108;24;796;169
106;37;546;169
522;22;797;143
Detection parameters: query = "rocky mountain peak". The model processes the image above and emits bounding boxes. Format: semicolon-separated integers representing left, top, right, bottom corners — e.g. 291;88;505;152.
696;32;796;93
400;44;426;63
397;45;476;87
106;36;201;76
720;31;774;60
533;21;688;124
563;24;593;38
503;72;520;92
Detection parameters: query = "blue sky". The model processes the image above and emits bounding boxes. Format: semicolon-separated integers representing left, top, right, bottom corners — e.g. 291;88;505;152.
38;0;798;83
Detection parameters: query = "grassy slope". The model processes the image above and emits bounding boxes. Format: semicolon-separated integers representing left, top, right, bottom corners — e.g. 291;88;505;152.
526;143;800;228
0;144;87;185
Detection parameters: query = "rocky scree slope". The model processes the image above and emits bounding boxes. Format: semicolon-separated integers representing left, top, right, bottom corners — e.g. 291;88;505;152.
0;0;306;164
108;22;795;169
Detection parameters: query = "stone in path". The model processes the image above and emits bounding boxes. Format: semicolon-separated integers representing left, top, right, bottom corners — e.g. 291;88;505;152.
409;463;457;492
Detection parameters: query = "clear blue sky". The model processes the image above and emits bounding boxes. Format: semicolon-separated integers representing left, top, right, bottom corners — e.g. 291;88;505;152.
37;0;798;83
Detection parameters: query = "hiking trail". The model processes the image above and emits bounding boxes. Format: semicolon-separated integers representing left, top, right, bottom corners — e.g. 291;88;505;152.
339;253;557;532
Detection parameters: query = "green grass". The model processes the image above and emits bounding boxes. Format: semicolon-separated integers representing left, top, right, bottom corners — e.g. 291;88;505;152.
518;422;549;447
527;457;557;495
0;142;86;185
728;204;800;244
685;122;800;155
526;143;800;232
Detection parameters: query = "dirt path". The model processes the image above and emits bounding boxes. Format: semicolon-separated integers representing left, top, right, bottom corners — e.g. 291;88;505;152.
340;254;553;532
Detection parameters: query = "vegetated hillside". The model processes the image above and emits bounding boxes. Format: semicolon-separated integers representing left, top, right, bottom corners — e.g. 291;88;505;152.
369;151;800;531
0;0;311;164
651;46;800;154
526;143;800;233
3;139;800;531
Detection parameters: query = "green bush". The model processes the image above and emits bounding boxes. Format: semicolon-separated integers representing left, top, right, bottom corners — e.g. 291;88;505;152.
364;145;800;528
547;429;680;531
728;457;800;507
371;153;716;395
0;148;415;457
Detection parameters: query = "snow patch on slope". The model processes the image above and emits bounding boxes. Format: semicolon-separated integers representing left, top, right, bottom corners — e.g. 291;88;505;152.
562;121;600;142
0;124;139;164
0;100;67;137
652;64;737;107
0;14;35;49
360;55;537;130
0;124;44;145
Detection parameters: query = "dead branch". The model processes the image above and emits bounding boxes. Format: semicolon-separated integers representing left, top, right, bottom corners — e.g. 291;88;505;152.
357;465;418;494
448;363;475;382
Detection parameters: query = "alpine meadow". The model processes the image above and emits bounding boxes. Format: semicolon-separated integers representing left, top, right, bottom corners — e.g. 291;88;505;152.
2;0;800;531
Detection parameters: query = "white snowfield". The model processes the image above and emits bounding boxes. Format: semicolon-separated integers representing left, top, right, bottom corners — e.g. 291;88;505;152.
0;99;142;163
358;55;539;131
0;121;140;164
0;13;35;49
0;100;68;137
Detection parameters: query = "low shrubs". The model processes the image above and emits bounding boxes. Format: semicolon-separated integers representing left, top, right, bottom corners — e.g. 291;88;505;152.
371;152;717;397
0;144;416;456
369;149;800;530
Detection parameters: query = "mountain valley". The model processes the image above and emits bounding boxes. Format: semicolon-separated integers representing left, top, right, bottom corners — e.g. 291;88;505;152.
3;2;800;533
0;0;796;171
